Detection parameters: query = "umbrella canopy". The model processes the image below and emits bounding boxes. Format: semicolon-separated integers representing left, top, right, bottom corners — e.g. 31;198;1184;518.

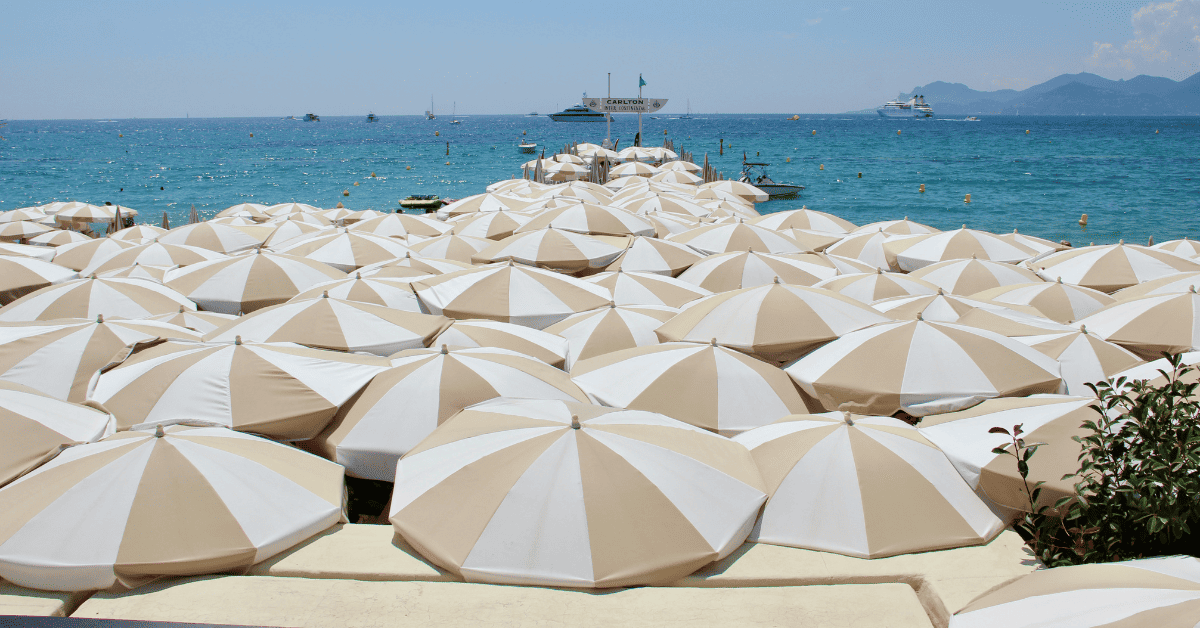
820;230;923;271
604;236;704;276
212;215;268;227
776;228;843;253
0;220;54;241
406;234;493;264
658;280;892;363
1153;237;1200;258
0;381;114;488
290;274;423;311
616;146;659;162
90;339;389;440
997;229;1068;256
851;217;940;236
163;250;346;315
0;257;79;305
433;319;569;368
608;161;662;178
315;347;588;480
666;222;805;256
678;251;840;292
144;307;239;335
347;213;452;239
437;193;538;219
1029;242;1200;293
751;208;857;234
734;412;1005;558
822;252;879;274
908;257;1045;295
413;263;612;329
659;160;702;173
812;270;941;304
972;279;1116;323
617;194;711;218
471;228;624;273
785;320;1063;417
275;229;412;272
642;211;705;238
0;277;195;322
954;306;1078;338
388;397;766;588
340;209;388;225
82;242;227;276
204;294;449;356
156;223;274;254
648;170;702;185
28;230;94;247
0;317;201;402
264;202;322;217
50;238;138;271
949;556;1200;627
95;263;176;283
0;242;57;262
1014;329;1144;396
1113;271;1200;301
545;304;676;370
214;203;270;221
893;227;1039;272
584;270;711;308
699;181;769;203
0;424;344;592
358;253;472;279
53;203;116;224
872;291;1042;323
571;341;814;435
1075;291;1200;359
0;208;49;223
260;220;330;250
448;210;533;240
516;204;655;237
536;185;613;203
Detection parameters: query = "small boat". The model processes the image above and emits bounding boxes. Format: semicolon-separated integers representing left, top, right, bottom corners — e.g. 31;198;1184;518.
426;97;436;120
527;112;539;117
367;112;377;122
400;195;443;213
518;140;537;154
966;116;980;121
450;102;461;125
304;113;320;121
678;100;693;120
740;158;804;199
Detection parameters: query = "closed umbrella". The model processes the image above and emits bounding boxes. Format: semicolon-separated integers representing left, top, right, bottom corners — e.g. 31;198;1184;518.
972;279;1115;323
0;257;79;305
275;229;411;272
163;250;346;315
0;381;114;488
433;320;570;368
604;236;704;276
82;242;226;276
908;257;1044;295
893;227;1039;272
667;222;804;255
406;234;493;264
0;277;195;322
546;304;676;369
751;208;857;234
144;306;239;335
734;412;1005;558
315;347;588;480
414;263;612;329
471;228;624;273
1076;290;1200;359
1029;242;1200;293
290;274;424;311
1014;328;1144;395
388;398;766;588
678;251;840;292
347;213;451;239
584;270;711;308
156;223;274;254
813;270;941;304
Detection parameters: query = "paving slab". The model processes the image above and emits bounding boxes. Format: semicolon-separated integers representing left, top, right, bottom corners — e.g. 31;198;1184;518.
0;582;91;617
247;524;452;582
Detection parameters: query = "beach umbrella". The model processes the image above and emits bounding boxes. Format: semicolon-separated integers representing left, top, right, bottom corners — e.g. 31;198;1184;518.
616;146;658;162
163;250;346;315
893;227;1039;272
825;231;922;270
471;228;624;273
1152;237;1200;258
0;257;79;305
667;222;805;256
908;257;1045;295
657;280;892;363
734;412;1005;558
642;211;705;238
275;228;411;272
28;230;94;248
433;319;569;368
0;242;57;262
677;251;840;292
358;252;472;279
604;236;704;276
1029;242;1200;293
552;153;585;165
648;170;702;185
545;304;675;369
972;279;1115;323
82;242;226;276
94;263;176;283
405;233;493;264
1113;271;1200;302
616;194;711;218
53;203;115;225
261;220;330;250
871;290;1042;323
448;210;533;240
315;347;588;480
266;212;334;226
751;208;857;234
784;319;1063;417
144;306;239;335
997;229;1068;256
347;213;452;239
776;229;843;253
315;208;356;224
1112;351;1200;395
209;216;265;227
0;317;201;402
0;277;195;322
697;199;761;219
340;209;388;225
516;203;655;237
602;176;654;193
571;341;813;435
584;270;711;308
0;220;54;242
484;180;552;198
289;273;424;311
413;263;611;329
647;147;678;161
954;306;1078;338
0;381;115;488
1014;329;1144;395
90;339;389;440
203;294;449;356
821;252;879;274
156;222;274;254
813;270;941;304
949;556;1200;627
698;180;769;203
214;202;270;221
0;208;49;224
851;217;940;236
0;424;344;592
1075;291;1200;359
536;183;612;202
264;202;322;217
577;146;619;162
388;397;766;588
659;160;702;173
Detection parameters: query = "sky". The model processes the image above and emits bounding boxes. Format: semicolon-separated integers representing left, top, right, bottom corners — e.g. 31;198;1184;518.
2;0;1199;119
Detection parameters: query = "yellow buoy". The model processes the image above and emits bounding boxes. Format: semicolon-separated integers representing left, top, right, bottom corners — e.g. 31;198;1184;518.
406;165;412;171
964;194;971;203
249;133;254;138
435;131;440;137
522;130;526;135
353;182;359;186
342;190;349;196
1078;213;1088;227
857;172;862;178
1026;130;1030;134
786;157;791;163
812;130;816;135
1156;129;1159;134
445;161;450;165
897;130;901;135
118;134;123;138
663;129;668;135
370;172;376;178
919;184;925;193
819;164;824;170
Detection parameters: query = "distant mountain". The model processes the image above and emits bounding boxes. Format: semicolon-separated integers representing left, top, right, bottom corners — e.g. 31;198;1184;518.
871;71;1200;115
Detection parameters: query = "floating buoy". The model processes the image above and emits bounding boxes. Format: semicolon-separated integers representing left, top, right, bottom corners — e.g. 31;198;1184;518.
445;161;450;165
663;129;668;135
964;193;971;203
118;134;123;138
1148;235;1155;245
919;184;925;193
1026;130;1030;134
249;133;254;138
370;172;376;178
756;151;759;156
353;182;359;186
897;130;901;135
1078;213;1088;227
336;202;344;208
435;131;439;136
406;165;412;170
812;130;816;135
1155;130;1159;134
522;130;526;135
343;190;349;196
786;157;791;163
857;172;862;178
819;164;824;170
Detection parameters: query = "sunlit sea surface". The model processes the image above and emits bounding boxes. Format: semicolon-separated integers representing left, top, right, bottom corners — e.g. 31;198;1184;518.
2;114;1197;245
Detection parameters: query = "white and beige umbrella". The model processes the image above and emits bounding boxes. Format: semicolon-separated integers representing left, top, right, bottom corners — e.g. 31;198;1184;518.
0;424;344;592
1014;328;1144;395
28;230;93;247
954;306;1078;338
264;202;322;217
413;263;612;329
347;213;451;239
0;208;49;223
734;412;1005;558
972;279;1115;323
584;270;711;308
851;217;940;236
643;211;706;237
163;250;346;315
822;252;879;275
471;228;624;273
616;194;711;218
516;203;655;237
1076;291;1200;359
1112;271;1200;301
203;294;448;356
0;277;195;322
0;242;58;262
909;257;1045;295
358;253;472;279
90;339;389;440
949;556;1200;627
406;233;492;264
998;229;1068;256
785;319;1063;417
389;397;767;588
893;227;1039;272
315;347;588;480
268;212;334;227
340;209;388;225
542;162;589;182
647;147;678;161
144;306;239;335
433;319;570;368
776;228;843;253
448;210;533;240
751;208;856;234
95;263;176;283
699;200;761;220
813;270;941;304
82;242;226;276
437;193;537;220
1153;237;1200;258
0;317;201;402
484;180;551;197
0;380;115;488
290;273;424;311
259;220;329;250
536;183;612;202
659;160;702;173
699;180;769;203
0;220;54;242
156;222;274;254
0;256;79;305
616;146;659;163
603;174;652;192
572;341;814;435
825;230;923;271
552;153;586;165
315;208;355;224
210;216;264;227
545;304;676;369
658;280;892;363
667;222;804;256
275;229;411;272
604;236;704;276
678;251;840;292
1111;352;1200;395
214;202;270;221
1029;242;1200;293
53;203;116;225
49;238;138;271
871;290;1042;324
648;170;702;185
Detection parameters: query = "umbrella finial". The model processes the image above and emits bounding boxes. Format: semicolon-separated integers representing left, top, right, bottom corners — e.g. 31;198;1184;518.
96;314;104;323
916;312;925;321
937;287;944;295
179;305;185;313
571;414;581;430
773;276;781;284
1080;324;1088;334
841;410;854;426
322;290;329;299
971;253;977;259
355;272;362;280
875;268;883;275
440;344;449;355
1057;277;1063;283
608;300;616;309
1191;285;1197;294
710;337;718;346
234;335;242;345
904;216;908;221
155;424;165;438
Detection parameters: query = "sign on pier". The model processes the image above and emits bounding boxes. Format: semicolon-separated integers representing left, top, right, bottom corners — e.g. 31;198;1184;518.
585;97;668;113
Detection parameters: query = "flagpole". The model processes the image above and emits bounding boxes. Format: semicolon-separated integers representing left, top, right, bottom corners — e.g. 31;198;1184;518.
637;74;643;148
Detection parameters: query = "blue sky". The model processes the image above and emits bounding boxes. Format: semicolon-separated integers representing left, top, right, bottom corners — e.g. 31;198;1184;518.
2;0;1198;119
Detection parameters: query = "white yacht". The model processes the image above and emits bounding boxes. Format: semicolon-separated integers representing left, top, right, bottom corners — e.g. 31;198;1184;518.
877;95;934;118
549;95;611;122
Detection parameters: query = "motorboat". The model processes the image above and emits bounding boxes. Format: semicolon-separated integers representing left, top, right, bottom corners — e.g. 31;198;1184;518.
400;195;443;213
966;116;980;121
877;95;933;118
740;159;804;199
549;96;611;122
367;112;377;122
304;113;320;121
527;112;539;116
518;140;537;154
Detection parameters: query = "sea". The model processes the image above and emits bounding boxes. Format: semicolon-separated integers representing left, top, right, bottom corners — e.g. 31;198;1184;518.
1;114;1198;245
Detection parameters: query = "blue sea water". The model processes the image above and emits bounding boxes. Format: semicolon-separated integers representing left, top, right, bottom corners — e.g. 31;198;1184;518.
1;114;1197;245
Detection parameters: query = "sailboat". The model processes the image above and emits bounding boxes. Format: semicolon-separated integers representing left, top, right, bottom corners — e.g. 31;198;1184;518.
450;102;462;125
425;97;435;120
678;99;693;120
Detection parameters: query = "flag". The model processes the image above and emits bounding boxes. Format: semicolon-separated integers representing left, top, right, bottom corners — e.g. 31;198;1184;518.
639;75;646;88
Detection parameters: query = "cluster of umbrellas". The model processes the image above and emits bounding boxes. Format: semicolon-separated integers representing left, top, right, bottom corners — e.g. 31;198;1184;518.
1;178;1199;623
